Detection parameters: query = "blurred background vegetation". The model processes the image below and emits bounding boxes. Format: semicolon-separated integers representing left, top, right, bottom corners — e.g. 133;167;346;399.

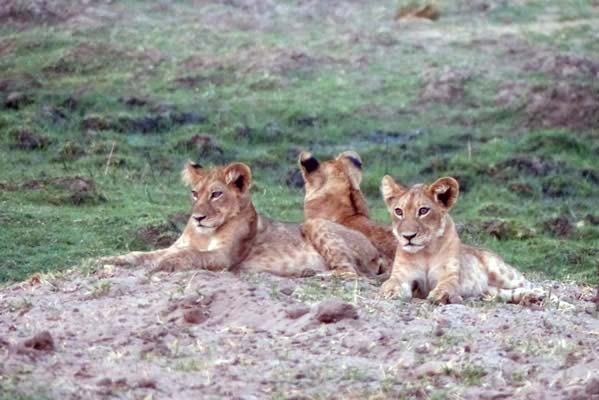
0;0;597;283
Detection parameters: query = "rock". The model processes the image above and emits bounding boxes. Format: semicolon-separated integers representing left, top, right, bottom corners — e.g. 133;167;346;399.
285;304;310;320
17;331;55;356
183;307;207;324
314;299;358;323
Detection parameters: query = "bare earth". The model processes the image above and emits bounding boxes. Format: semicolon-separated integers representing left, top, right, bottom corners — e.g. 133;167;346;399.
1;265;597;399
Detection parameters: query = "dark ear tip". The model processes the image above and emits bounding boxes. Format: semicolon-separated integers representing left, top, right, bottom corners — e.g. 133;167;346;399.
190;162;202;169
300;156;320;173
347;156;362;169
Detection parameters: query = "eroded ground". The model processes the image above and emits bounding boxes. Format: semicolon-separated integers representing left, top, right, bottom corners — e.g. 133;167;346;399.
1;266;598;399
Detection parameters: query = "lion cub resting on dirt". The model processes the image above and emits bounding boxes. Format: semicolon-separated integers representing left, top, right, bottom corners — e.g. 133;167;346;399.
379;175;551;305
101;161;385;277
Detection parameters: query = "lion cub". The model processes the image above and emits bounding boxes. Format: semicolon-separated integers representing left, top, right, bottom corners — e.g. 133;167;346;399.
379;175;546;304
101;161;385;277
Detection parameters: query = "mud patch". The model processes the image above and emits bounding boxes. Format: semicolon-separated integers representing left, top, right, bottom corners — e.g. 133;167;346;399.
81;110;206;134
0;0;91;25
482;219;536;240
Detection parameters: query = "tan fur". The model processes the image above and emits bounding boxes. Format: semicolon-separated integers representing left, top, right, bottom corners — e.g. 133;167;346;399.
379;175;548;305
298;151;396;271
101;162;385;277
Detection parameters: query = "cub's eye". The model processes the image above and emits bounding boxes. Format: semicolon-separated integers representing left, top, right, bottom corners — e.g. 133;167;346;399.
191;191;198;201
394;207;403;217
211;191;223;200
418;207;430;216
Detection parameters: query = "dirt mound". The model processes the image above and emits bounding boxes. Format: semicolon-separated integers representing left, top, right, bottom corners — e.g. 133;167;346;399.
0;265;596;399
526;83;599;131
419;66;473;104
543;216;573;238
0;0;90;24
1;176;106;205
10;129;51;150
524;52;599;80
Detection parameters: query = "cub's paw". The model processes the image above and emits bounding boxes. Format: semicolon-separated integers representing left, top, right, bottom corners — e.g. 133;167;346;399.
380;279;412;300
150;258;180;275
427;288;462;305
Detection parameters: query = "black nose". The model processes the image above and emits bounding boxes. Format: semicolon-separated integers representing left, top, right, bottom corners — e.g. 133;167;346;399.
194;215;206;223
403;232;417;241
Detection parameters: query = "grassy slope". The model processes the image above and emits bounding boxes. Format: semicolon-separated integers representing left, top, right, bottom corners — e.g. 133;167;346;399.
0;0;598;284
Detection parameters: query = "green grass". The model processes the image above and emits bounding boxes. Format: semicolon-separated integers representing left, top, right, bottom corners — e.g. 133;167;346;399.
0;0;598;284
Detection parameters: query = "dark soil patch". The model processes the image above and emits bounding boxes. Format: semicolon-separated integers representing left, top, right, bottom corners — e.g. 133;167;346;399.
525;83;599;131
508;182;535;197
543;216;573;238
0;0;90;25
542;176;574;198
482;219;536;240
10;129;51;150
135;225;180;250
0;74;41;94
173;134;224;162
419;66;473;104
581;168;599;184
16;331;55;356
494;156;558;176
524;52;599;80
81;110;207;134
4;91;31;109
11;176;106;205
119;96;150;108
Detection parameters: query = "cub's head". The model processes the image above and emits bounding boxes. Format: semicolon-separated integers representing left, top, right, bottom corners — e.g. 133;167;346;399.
298;150;369;220
381;175;459;253
182;161;252;233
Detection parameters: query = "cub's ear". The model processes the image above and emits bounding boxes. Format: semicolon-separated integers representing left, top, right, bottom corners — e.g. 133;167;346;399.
336;150;363;190
224;162;252;194
380;175;407;206
181;161;204;187
298;151;320;174
427;177;459;209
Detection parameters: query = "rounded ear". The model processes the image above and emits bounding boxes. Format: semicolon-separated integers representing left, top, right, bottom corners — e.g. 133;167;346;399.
427;177;459;209
298;151;320;174
181;160;204;187
224;162;252;193
380;175;407;206
336;150;363;190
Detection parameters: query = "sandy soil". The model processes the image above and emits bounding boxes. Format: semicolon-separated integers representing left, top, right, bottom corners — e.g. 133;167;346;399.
1;265;597;399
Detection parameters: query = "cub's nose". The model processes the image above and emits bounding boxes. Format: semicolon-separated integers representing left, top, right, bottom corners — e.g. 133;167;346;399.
194;215;206;224
402;232;417;241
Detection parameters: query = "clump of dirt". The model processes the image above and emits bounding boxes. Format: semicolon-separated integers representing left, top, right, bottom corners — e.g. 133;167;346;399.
11;176;106;205
494;156;558;176
543;216;573;238
525;83;599;131
4;91;31;109
419;66;473;104
80;110;207;135
508;182;535;197
524;52;599;80
542;176;574;198
0;0;91;25
135;225;180;250
16;331;55;357
10;129;51;150
0;74;41;94
174;134;224;161
119;96;150;108
314;299;358;323
482;219;536;240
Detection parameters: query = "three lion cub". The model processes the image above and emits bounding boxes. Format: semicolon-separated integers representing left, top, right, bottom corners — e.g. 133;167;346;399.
102;150;546;305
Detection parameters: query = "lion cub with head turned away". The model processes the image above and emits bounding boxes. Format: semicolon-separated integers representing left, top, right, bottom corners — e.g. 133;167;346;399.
379;175;562;306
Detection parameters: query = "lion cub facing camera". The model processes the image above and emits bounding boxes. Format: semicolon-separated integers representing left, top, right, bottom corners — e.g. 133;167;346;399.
379;175;550;305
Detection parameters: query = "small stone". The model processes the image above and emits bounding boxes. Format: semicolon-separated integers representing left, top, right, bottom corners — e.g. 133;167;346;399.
183;308;207;324
314;299;358;323
285;304;310;320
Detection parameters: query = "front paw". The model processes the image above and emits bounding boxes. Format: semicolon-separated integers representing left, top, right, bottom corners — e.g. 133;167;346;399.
380;279;412;300
150;258;180;274
427;288;462;304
